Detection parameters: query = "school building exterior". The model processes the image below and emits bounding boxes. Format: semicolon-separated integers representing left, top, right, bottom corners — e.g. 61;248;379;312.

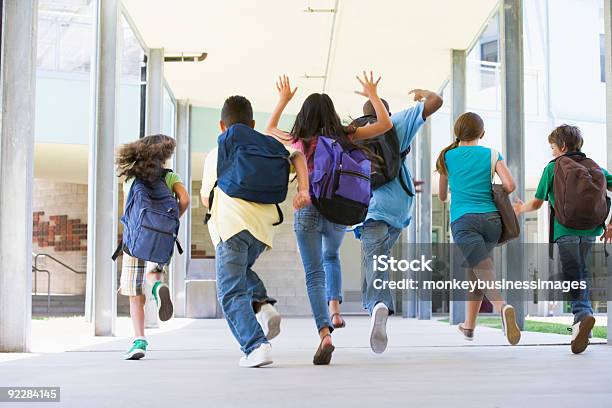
2;0;612;352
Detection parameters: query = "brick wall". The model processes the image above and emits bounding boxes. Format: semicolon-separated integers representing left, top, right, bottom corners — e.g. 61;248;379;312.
32;180;88;295
33;178;314;315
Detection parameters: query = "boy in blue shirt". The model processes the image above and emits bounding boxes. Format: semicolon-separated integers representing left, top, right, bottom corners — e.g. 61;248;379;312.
355;90;442;353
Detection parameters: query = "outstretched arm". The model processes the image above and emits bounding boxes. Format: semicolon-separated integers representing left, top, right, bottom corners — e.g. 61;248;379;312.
513;197;544;216
408;89;443;120
265;75;296;145
352;71;393;141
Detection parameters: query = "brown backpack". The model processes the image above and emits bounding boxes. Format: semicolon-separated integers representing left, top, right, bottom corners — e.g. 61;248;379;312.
490;149;520;245
552;152;608;230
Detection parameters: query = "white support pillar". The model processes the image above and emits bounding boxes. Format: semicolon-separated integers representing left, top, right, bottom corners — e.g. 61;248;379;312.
417;121;432;320
0;0;37;352
449;49;467;325
604;0;612;345
500;0;526;329
87;0;120;336
144;48;164;328
145;48;164;135
402;153;418;318
172;100;191;317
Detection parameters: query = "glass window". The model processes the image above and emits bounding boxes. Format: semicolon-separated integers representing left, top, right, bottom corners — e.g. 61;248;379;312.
480;40;499;63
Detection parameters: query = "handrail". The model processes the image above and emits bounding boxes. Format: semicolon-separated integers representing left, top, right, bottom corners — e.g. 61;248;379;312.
32;252;86;275
31;266;51;316
31;252;86;317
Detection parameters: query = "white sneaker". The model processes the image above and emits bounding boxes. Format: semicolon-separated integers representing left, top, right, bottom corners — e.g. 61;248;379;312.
239;343;273;368
370;303;389;354
256;304;281;340
570;315;595;354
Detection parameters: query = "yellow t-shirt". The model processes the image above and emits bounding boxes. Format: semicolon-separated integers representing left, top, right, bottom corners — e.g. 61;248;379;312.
201;147;293;249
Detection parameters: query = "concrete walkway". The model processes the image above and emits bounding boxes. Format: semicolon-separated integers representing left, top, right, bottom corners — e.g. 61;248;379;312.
2;317;611;407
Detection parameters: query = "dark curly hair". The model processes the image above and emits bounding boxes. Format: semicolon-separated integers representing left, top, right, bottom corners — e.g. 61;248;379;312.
115;134;176;184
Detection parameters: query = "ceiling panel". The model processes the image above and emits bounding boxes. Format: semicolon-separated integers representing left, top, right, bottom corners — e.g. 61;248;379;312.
122;0;498;116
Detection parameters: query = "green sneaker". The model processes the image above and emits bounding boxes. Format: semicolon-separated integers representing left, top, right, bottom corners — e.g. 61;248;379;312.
123;339;148;360
152;281;174;322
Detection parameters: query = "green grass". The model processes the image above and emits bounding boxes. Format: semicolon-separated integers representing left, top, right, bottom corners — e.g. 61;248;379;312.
438;317;607;339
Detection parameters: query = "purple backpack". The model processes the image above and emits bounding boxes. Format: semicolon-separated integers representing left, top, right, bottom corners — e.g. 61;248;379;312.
310;136;372;225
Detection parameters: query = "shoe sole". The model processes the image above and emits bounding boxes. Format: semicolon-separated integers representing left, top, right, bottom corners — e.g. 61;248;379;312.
503;306;521;345
265;314;281;341
370;307;389;354
457;325;474;341
240;359;273;368
157;285;174;322
313;344;335;365
124;350;145;360
571;315;595;355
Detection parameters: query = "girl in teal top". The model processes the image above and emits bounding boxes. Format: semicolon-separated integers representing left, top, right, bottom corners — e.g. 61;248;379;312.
436;112;520;345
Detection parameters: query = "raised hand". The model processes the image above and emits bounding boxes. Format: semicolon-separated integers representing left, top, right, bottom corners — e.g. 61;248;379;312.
408;89;433;102
354;70;381;99
276;75;297;103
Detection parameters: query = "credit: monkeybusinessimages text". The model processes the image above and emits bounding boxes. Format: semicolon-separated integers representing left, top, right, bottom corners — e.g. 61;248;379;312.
371;255;587;293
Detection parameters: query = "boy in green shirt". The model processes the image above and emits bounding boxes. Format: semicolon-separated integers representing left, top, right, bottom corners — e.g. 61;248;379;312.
514;124;612;354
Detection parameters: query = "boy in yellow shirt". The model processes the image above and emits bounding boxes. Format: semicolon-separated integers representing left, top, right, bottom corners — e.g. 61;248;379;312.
201;96;309;367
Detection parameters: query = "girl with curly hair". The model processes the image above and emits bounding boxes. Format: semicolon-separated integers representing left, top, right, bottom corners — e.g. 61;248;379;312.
115;134;190;360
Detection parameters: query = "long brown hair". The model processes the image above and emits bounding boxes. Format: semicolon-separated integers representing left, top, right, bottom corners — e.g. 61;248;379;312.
116;134;176;184
435;112;485;175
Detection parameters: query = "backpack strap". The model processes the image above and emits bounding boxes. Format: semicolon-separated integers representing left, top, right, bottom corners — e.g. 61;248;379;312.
273;204;284;226
396;145;413;197
111;241;123;261
175;239;184;255
204;181;217;225
204;180;284;226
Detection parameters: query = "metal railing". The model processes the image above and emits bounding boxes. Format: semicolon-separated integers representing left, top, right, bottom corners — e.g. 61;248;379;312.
32;252;86;316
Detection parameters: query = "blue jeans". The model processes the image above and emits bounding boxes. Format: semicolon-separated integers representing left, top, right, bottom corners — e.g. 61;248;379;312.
555;235;595;323
294;205;346;332
451;212;501;267
359;220;402;315
215;230;276;355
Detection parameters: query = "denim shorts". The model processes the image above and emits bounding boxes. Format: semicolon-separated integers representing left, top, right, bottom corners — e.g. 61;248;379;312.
451;212;501;267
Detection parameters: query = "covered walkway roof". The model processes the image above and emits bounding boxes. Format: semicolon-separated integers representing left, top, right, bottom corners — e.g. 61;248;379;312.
123;0;498;114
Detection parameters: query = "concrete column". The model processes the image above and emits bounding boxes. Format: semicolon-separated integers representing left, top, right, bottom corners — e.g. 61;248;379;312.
0;0;37;352
87;0;120;336
172;100;191;317
417;121;432;320
451;50;467;122
500;0;526;329
145;48;164;135
402;150;418;318
449;49;467;325
604;0;612;345
144;48;164;328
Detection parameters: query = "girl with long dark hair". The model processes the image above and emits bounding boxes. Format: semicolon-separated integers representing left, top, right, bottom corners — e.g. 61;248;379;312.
265;72;392;365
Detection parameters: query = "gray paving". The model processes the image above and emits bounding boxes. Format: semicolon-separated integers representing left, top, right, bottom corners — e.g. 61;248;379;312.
1;317;611;408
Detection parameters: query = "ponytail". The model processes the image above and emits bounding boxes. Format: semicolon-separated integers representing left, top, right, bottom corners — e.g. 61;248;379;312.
435;138;459;176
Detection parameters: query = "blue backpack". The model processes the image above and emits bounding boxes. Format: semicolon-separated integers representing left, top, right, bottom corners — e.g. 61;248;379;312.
204;124;290;225
112;169;183;264
310;136;372;225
